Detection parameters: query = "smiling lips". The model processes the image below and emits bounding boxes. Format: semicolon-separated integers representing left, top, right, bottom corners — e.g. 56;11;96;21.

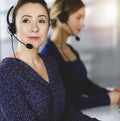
28;36;40;41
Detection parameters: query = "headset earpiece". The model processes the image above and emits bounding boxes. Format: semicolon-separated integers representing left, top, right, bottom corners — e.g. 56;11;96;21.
8;23;16;35
58;11;68;23
7;6;16;35
57;0;68;23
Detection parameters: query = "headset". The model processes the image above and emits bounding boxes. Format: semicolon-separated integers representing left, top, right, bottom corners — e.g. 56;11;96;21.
57;0;68;23
57;0;80;41
6;6;33;49
7;6;16;35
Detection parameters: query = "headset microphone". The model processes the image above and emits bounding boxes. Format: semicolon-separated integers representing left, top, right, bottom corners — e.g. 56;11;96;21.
6;6;33;49
75;36;80;41
10;33;33;49
26;44;33;49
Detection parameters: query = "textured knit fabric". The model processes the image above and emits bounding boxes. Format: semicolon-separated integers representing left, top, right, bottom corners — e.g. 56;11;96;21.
0;54;65;121
0;54;99;121
41;39;110;110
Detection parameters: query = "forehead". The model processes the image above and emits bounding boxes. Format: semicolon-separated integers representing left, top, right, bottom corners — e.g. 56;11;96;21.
16;3;48;17
73;7;85;15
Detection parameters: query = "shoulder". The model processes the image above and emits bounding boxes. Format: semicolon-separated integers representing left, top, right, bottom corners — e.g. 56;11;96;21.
0;58;13;76
67;44;79;57
41;38;55;54
0;58;20;85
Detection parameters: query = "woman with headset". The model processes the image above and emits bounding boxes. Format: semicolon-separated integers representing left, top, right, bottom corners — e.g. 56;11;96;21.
41;0;120;110
0;0;99;120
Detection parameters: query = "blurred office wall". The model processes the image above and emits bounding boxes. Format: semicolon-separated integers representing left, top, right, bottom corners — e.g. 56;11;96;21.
0;0;120;88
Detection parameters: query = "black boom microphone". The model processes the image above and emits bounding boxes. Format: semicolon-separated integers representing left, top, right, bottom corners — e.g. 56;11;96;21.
75;36;80;41
6;6;33;49
13;34;33;49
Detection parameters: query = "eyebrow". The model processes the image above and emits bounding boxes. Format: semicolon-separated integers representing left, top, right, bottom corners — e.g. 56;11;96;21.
21;15;48;19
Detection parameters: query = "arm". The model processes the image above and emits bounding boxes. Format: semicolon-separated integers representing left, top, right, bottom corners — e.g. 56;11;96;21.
76;77;111;109
76;79;120;109
83;78;109;95
84;79;120;105
75;93;110;109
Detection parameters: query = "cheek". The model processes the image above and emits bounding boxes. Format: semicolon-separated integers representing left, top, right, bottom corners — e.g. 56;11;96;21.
42;26;49;35
67;21;76;30
68;18;76;27
16;25;28;37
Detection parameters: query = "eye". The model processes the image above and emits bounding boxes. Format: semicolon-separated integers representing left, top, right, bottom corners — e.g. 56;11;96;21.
76;16;81;20
23;19;30;23
39;19;46;23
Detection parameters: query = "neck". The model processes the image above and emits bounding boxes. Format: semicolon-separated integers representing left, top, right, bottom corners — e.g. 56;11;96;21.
15;46;40;65
51;26;68;48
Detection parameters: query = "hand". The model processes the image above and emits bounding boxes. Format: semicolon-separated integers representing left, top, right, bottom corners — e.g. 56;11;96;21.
113;88;120;92
108;90;120;105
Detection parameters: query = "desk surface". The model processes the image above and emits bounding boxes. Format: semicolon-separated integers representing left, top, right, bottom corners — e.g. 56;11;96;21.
82;105;120;121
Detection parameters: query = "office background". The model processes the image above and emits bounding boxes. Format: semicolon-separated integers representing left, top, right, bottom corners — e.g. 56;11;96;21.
0;0;120;88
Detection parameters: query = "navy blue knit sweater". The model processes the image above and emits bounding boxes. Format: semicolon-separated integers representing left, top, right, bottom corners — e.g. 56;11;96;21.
0;54;99;121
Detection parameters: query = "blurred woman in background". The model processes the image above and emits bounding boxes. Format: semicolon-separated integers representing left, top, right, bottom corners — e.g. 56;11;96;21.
41;0;120;110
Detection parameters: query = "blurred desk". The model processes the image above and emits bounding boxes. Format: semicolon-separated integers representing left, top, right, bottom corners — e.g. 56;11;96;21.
82;105;120;121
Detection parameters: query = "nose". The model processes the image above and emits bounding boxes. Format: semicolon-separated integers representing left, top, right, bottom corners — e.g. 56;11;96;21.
80;18;85;28
31;22;39;32
82;21;85;28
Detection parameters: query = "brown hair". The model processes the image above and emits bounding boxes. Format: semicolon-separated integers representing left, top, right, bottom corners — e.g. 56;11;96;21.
50;0;85;28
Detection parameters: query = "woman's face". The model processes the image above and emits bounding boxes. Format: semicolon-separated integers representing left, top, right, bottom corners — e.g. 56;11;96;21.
15;3;49;49
66;7;85;36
